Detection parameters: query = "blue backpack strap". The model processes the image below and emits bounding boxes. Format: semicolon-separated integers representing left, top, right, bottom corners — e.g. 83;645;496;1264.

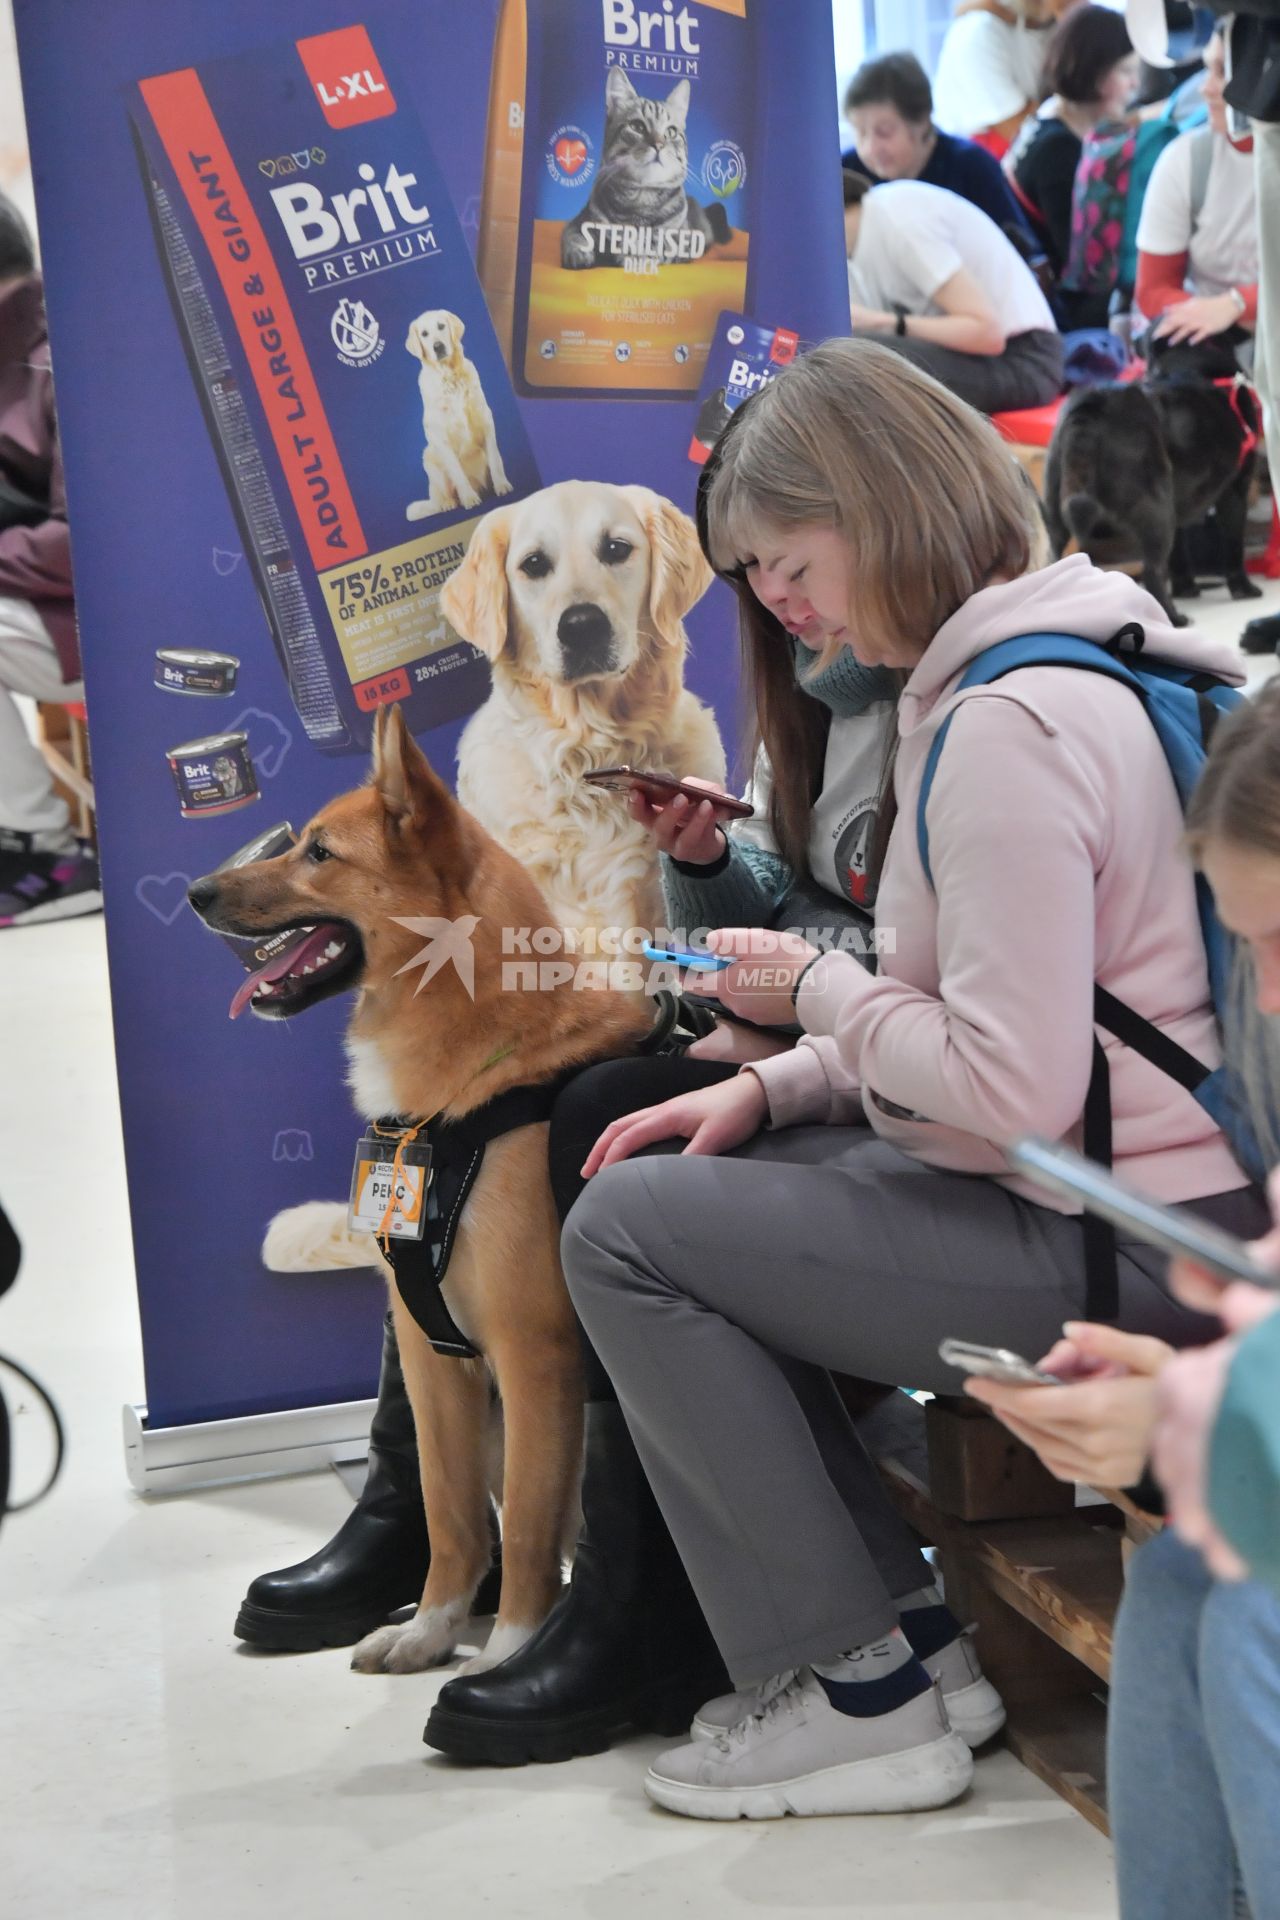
916;633;1142;891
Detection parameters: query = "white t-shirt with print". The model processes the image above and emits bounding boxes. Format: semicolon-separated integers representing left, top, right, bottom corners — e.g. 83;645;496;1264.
1135;131;1257;298
848;179;1056;339
732;704;896;912
932;13;1052;138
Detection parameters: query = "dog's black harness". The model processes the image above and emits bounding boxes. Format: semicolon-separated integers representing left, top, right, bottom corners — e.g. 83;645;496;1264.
377;993;689;1360
379;1070;582;1360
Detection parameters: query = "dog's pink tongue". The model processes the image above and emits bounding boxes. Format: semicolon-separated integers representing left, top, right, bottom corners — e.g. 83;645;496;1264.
228;925;323;1020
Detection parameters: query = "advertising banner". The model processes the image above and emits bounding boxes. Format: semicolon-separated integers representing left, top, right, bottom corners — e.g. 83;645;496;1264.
14;0;849;1458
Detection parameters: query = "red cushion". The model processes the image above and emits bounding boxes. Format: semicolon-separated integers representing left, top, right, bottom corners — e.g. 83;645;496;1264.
64;701;88;722
991;399;1065;447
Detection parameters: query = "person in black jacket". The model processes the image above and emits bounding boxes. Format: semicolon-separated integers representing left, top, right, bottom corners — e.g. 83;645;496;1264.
842;52;1035;245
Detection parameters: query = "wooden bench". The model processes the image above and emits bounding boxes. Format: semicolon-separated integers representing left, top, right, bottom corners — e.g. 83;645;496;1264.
875;1393;1160;1836
36;699;95;842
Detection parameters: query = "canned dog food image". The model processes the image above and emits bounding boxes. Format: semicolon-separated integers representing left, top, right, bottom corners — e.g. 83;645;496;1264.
132;24;542;757
154;648;240;697
480;0;755;400
166;731;260;818
214;821;304;971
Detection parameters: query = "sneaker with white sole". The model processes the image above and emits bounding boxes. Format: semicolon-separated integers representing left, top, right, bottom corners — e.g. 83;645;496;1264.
691;1631;1006;1751
645;1669;974;1821
0;834;102;928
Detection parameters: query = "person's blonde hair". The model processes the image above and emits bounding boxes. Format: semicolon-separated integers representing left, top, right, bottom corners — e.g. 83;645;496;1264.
702;338;1040;679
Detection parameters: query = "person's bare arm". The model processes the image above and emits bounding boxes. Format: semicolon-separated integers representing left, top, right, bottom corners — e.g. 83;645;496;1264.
851;266;1005;357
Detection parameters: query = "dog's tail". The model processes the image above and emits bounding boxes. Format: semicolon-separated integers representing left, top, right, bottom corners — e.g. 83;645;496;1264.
262;1200;391;1277
1063;491;1118;548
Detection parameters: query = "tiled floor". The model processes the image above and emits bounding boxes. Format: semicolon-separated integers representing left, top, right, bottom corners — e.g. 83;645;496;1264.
2;579;1276;1919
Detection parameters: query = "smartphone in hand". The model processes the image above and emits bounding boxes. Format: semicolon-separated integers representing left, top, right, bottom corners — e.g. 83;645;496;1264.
1008;1137;1280;1290
938;1338;1063;1387
583;766;754;819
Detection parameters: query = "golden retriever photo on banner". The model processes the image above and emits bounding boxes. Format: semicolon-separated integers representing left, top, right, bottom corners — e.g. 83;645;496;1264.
406;307;512;518
443;479;727;938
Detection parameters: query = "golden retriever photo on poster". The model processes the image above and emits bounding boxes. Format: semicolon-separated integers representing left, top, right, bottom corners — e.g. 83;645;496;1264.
442;479;727;939
406;308;513;519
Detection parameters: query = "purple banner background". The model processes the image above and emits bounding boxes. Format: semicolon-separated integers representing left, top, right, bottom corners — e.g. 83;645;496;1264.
15;0;849;1427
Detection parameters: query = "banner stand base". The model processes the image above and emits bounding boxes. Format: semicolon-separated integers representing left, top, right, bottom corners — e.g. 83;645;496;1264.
123;1398;375;1496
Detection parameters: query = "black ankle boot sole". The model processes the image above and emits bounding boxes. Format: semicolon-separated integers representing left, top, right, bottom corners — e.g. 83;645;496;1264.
422;1663;714;1766
234;1599;401;1652
234;1562;503;1653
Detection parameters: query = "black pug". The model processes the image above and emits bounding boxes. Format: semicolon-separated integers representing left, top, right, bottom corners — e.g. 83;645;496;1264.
1143;330;1262;607
1043;382;1182;622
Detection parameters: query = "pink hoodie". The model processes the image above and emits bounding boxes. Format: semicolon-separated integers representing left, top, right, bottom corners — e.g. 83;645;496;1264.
749;556;1251;1211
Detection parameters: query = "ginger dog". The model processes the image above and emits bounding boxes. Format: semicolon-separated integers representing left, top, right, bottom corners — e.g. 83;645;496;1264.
188;708;649;1676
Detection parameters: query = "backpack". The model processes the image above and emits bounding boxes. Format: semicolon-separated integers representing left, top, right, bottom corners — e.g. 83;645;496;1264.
915;629;1265;1318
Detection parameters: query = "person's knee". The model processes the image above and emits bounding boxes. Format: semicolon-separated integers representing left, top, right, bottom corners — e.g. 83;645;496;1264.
1121;1527;1207;1630
560;1160;659;1317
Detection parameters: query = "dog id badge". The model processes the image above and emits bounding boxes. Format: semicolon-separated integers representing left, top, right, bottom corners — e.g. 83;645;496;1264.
348;1130;432;1240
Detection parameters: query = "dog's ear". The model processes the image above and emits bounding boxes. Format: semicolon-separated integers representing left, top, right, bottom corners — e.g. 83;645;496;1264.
371;704;451;833
405;321;425;361
449;312;466;353
440;507;513;663
620;486;714;646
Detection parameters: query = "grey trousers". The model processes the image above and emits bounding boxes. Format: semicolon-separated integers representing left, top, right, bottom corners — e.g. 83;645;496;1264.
852;325;1065;414
563;1122;1265;1687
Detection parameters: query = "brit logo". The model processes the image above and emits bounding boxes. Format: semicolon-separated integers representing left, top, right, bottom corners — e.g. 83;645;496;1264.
331;297;384;368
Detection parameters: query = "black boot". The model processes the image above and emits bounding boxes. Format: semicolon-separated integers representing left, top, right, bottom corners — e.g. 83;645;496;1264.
423;1403;729;1764
1241;611;1280;656
235;1313;500;1650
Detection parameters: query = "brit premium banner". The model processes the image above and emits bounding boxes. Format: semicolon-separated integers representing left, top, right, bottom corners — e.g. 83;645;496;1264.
133;24;541;755
14;0;848;1444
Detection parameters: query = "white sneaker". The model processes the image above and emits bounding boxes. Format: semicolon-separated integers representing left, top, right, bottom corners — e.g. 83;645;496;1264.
691;1633;1006;1750
645;1670;974;1821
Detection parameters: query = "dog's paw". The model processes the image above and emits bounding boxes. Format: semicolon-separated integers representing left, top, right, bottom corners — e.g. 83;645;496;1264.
351;1608;466;1675
492;474;513;497
1228;575;1264;600
406;500;431;522
459;486;482;511
454;1621;539;1678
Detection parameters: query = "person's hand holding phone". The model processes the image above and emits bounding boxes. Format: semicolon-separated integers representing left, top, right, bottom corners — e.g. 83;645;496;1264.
627;776;738;865
966;1323;1174;1487
684;926;824;1027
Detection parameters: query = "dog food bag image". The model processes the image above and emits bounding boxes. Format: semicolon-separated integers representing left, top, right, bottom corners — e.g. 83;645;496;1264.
687;308;797;463
131;25;541;757
480;0;755;399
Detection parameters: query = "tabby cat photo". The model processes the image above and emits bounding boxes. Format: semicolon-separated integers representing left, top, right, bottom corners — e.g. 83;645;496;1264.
561;69;732;271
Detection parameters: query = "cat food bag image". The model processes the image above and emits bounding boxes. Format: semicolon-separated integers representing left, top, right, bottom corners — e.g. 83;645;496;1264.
480;0;755;399
687;309;798;463
131;24;541;755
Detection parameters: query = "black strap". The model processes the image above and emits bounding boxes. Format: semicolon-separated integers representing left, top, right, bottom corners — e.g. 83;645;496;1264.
384;1145;486;1360
378;1066;586;1360
1094;985;1210;1097
1081;1035;1120;1322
